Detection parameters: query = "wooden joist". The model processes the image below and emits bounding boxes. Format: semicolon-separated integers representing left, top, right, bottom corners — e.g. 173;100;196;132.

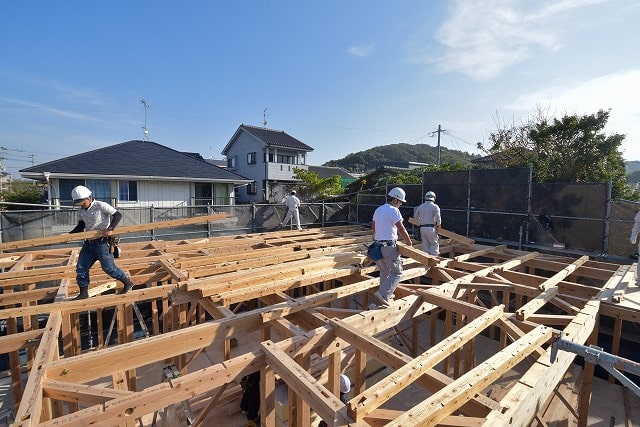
2;225;640;426
0;213;231;251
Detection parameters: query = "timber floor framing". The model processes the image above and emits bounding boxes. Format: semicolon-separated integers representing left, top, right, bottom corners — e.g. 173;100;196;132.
1;224;640;426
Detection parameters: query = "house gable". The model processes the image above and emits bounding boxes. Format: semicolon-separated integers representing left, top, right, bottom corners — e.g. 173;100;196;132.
222;124;314;156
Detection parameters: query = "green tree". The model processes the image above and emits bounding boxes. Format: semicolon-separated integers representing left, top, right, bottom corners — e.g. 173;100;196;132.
479;109;638;199
1;179;44;210
292;168;343;201
392;163;468;185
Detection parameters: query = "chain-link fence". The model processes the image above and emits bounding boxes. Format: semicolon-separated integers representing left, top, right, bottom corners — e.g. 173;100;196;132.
351;167;639;260
0;202;351;247
2;168;639;260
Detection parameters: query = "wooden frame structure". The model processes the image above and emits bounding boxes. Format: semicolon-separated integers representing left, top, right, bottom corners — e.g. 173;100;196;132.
1;223;639;426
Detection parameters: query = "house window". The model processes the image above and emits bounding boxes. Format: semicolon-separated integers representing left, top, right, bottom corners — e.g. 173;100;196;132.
276;154;295;164
248;182;257;195
86;179;111;202
247;152;256;165
195;183;213;206
59;179;86;205
267;153;299;164
118;181;138;202
227;156;236;169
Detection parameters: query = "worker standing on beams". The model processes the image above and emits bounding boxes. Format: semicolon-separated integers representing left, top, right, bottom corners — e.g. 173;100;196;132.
630;209;640;285
69;185;135;299
371;187;412;308
414;190;441;256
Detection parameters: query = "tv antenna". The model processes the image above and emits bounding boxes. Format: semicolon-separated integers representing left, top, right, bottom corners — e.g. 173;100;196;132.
141;99;151;140
262;108;270;127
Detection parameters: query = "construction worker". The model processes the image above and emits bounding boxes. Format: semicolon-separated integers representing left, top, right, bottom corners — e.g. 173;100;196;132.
318;374;351;427
240;371;260;426
69;185;135;299
339;374;351;404
630;209;640;284
414;190;441;256
278;190;302;231
371;187;412;307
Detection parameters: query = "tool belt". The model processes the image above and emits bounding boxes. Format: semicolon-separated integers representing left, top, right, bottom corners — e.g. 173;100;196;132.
109;236;122;258
85;237;107;243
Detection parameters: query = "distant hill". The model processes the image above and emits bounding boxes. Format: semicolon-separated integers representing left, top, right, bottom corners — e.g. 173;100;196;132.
626;161;640;175
322;143;479;173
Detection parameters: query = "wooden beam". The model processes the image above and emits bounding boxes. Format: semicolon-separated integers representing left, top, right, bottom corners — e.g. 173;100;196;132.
42;380;133;405
516;287;559;321
386;325;553;426
0;213;231;251
483;263;621;426
260;340;355;426
343;305;505;421
408;217;475;245
0;284;175;320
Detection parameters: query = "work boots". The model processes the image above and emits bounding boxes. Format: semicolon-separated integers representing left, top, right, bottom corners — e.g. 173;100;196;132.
73;287;89;300
120;277;135;294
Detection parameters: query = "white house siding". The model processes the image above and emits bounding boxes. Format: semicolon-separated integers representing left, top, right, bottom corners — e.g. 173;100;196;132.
267;163;308;181
134;180;192;207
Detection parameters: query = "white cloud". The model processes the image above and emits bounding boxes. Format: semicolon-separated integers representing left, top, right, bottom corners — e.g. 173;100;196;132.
0;96;103;122
506;69;640;160
429;0;608;79
348;43;375;57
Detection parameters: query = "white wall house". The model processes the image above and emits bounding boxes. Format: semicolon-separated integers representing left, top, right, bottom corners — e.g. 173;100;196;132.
222;124;314;203
19;140;252;208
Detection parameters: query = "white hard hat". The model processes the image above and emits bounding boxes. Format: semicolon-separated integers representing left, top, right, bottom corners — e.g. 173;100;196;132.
339;374;351;394
291;190;297;195
71;185;92;205
387;187;406;203
425;191;436;201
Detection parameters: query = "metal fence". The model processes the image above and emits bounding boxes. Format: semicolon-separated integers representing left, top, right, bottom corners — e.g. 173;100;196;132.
2;168;639;261
351;167;639;260
0;202;351;246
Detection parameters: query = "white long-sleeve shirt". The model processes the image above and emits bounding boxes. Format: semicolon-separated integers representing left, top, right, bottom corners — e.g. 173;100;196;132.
284;194;301;210
631;210;640;243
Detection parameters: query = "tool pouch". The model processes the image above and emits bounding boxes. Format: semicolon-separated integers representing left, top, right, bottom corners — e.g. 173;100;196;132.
109;236;122;258
367;241;383;261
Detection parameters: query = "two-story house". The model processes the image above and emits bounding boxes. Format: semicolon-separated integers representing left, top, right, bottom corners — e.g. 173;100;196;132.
222;124;314;203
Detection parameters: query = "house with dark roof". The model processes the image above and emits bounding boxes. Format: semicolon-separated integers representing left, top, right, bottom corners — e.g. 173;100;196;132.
222;124;314;203
19;140;252;207
307;165;357;187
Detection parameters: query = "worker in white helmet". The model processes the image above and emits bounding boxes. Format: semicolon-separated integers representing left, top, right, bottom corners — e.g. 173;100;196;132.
370;187;412;308
414;191;441;256
630;209;640;284
318;374;352;426
69;185;135;299
278;190;302;231
339;374;351;403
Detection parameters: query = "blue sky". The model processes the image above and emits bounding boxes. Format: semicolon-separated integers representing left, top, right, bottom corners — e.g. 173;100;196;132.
1;0;639;178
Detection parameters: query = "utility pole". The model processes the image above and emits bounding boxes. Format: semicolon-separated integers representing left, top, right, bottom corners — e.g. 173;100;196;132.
429;124;447;166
